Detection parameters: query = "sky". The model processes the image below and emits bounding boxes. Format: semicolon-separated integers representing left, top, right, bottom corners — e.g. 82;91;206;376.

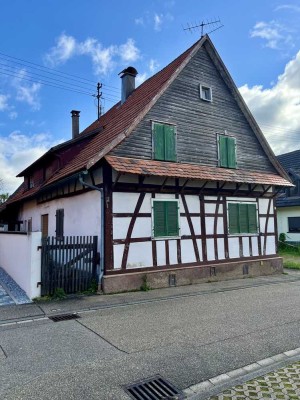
1;0;300;193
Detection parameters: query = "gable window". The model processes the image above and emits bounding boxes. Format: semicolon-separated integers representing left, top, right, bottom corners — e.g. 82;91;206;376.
288;217;300;232
152;199;180;238
29;176;34;189
228;202;258;235
55;209;64;239
218;135;236;168
199;84;212;102
152;122;176;162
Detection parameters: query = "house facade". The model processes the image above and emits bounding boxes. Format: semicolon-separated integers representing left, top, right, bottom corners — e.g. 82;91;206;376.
277;150;300;244
0;35;292;294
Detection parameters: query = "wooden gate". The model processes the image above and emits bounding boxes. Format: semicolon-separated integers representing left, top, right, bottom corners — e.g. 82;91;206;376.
41;236;98;296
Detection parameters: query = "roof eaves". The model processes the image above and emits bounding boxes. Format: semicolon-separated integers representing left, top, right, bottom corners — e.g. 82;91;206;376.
86;36;207;170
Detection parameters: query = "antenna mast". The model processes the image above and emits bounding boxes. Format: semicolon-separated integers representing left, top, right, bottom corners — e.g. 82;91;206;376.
183;18;224;37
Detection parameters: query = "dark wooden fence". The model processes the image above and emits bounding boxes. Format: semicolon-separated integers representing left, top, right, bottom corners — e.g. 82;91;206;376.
41;236;98;296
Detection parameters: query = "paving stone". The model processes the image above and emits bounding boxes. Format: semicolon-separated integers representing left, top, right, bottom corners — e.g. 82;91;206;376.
205;361;300;399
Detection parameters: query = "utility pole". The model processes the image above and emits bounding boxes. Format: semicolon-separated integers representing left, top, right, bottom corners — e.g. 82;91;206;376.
96;82;102;119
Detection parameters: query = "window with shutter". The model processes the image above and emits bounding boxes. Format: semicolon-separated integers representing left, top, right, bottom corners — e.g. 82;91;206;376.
228;202;258;234
152;200;180;238
218;135;236;168
153;122;176;162
56;209;64;239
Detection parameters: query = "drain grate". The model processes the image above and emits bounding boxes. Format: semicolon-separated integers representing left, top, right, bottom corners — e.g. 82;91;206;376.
48;313;80;322
125;375;184;400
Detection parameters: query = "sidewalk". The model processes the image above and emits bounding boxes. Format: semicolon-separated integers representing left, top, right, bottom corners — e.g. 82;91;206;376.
185;348;300;399
0;269;300;325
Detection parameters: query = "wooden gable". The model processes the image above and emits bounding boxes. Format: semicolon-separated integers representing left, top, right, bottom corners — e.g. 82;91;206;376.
111;42;276;174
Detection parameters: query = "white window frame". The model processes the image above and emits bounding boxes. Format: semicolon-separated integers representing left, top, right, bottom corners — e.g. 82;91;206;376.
199;84;212;102
151;198;181;240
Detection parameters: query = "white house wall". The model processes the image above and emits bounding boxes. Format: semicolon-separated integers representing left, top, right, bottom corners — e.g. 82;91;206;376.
277;206;300;242
19;191;102;245
112;192;277;270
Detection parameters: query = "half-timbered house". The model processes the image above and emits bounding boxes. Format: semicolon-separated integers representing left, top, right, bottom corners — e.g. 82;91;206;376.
0;35;292;294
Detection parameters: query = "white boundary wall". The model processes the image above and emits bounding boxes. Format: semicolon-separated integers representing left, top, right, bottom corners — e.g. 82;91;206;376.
0;232;42;299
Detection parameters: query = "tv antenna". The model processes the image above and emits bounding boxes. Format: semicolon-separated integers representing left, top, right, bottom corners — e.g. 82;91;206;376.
93;82;103;119
183;18;224;37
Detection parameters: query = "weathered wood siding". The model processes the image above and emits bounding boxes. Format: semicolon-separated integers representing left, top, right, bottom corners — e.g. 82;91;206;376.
111;45;276;173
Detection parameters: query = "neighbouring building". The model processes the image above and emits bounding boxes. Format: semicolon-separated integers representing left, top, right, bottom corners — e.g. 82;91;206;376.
0;34;293;295
277;150;300;244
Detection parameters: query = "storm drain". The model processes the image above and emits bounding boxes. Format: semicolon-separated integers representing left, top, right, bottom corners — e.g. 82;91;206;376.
125;375;184;399
48;313;80;322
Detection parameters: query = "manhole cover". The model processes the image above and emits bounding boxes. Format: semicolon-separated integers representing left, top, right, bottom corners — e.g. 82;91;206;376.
125;375;184;399
48;313;80;322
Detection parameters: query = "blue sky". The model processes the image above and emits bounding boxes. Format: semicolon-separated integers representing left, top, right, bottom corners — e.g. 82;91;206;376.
1;0;300;192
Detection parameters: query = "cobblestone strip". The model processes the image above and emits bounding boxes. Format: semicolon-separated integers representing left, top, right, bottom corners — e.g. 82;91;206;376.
184;347;300;399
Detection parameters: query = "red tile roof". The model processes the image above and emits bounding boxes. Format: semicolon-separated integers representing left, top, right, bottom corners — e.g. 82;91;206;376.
105;156;293;187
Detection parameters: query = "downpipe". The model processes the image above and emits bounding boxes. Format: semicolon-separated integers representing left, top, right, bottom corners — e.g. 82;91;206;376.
79;172;104;281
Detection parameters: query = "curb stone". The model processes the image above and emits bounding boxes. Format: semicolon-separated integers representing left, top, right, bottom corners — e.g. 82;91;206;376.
184;346;300;399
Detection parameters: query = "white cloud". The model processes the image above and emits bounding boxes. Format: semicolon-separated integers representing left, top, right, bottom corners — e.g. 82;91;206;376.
119;39;140;62
239;50;300;154
44;34;141;76
135;17;144;25
0;94;9;111
149;59;159;73
44;33;76;67
136;73;148;86
154;13;163;31
11;69;41;110
250;20;294;50
8;111;17;120
275;4;300;12
0;131;61;193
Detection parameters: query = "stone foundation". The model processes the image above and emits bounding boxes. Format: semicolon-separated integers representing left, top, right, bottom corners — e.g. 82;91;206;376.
101;256;283;294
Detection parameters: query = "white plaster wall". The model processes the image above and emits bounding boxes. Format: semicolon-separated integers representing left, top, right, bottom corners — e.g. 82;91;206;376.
0;232;41;299
266;236;276;254
217;238;225;259
19;191;101;240
113;244;124;269
181;240;196;263
277;206;300;242
251;236;259;256
228;237;239;258
242;237;250;257
259;198;272;214
126;242;153;268
206;238;215;261
168;240;178;265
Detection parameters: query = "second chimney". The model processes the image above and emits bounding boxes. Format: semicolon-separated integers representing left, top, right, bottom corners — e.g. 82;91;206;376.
71;110;80;139
119;67;138;104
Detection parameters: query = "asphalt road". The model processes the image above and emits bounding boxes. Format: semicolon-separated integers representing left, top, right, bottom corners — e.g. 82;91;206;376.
1;276;300;399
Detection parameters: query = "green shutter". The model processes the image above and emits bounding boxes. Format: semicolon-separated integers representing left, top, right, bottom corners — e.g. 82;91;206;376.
248;204;258;233
219;135;228;167
238;203;249;233
166;201;179;236
227;137;236;168
153;201;166;237
228;203;239;234
164;125;176;161
153;123;165;160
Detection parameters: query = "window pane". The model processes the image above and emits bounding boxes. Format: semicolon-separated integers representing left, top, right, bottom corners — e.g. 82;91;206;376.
288;217;300;232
